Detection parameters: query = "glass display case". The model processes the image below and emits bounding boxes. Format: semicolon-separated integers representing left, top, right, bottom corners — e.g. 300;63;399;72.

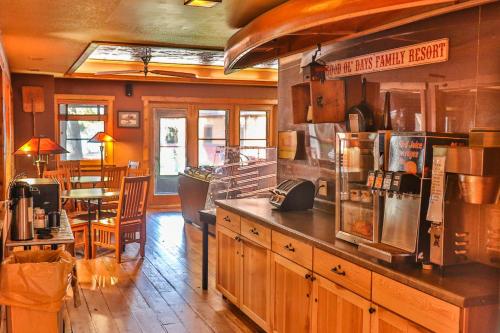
204;146;277;209
335;132;382;245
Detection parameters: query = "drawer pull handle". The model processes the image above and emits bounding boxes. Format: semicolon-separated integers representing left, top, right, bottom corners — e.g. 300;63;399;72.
284;243;295;252
223;216;231;222
250;228;259;236
331;265;346;276
304;273;316;282
234;235;241;242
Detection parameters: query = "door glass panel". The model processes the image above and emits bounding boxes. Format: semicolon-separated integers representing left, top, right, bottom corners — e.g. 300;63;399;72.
240;110;268;159
198;110;227;166
155;115;186;195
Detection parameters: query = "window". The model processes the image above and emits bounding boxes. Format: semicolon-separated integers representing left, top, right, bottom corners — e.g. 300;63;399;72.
198;110;227;166
58;103;107;160
159;117;187;176
240;110;268;147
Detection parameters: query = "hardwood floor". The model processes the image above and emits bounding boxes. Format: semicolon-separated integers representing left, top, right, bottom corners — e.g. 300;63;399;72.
66;212;264;333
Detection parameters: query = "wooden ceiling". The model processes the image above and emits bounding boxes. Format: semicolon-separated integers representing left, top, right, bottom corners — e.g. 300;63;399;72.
0;0;240;76
224;0;495;74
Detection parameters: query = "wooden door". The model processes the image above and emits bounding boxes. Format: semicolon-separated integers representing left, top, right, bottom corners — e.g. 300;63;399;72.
240;237;271;331
271;253;313;333
216;226;241;304
371;306;432;333
312;275;371;333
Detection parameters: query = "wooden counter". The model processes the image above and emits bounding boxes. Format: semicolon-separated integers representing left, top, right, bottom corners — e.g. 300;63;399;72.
215;198;499;332
215;198;499;308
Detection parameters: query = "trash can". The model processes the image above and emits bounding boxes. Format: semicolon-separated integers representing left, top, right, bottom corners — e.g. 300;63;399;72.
0;250;75;333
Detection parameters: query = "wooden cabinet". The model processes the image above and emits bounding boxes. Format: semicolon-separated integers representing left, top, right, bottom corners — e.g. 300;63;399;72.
241;217;271;249
271;253;313;333
217;225;271;332
240;237;271;331
216;226;241;304
312;275;372;333
217;208;241;233
272;230;313;269
371;306;431;333
291;80;345;124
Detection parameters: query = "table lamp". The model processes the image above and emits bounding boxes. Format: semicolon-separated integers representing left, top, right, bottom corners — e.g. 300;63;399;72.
88;131;116;180
14;136;69;177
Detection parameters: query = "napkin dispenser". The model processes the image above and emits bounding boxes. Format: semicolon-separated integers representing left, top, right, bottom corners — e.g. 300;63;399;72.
269;179;315;211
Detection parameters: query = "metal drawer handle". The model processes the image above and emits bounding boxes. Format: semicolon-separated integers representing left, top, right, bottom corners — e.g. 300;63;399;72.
234;235;241;242
331;265;346;276
223;216;231;222
250;227;259;236
284;243;295;252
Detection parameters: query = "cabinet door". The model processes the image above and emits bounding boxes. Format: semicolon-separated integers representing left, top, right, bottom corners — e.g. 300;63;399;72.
271;253;313;333
216;226;241;304
371;306;432;333
240;238;271;331
312;275;371;333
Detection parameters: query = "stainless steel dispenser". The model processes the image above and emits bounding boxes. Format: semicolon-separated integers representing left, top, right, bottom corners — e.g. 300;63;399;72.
9;181;35;241
427;129;500;267
359;132;467;263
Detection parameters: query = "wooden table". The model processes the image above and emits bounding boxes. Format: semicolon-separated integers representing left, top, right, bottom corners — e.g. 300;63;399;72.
5;210;74;252
70;176;108;188
61;188;120;258
199;209;216;290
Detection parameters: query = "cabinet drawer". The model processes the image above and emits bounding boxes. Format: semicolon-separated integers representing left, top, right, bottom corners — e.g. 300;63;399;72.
313;247;371;299
272;231;312;269
216;208;241;233
372;273;461;333
241;218;271;249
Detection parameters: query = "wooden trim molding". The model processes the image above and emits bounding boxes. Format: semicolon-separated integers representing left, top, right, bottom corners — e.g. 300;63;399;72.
53;94;115;164
224;0;494;73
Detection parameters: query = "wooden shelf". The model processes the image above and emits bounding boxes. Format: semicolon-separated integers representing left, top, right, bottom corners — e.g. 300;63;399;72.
291;79;345;124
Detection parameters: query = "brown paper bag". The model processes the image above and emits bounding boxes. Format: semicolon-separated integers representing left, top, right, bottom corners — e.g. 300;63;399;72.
0;250;75;312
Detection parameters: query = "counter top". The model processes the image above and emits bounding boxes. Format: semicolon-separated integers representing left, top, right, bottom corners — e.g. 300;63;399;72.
215;198;499;308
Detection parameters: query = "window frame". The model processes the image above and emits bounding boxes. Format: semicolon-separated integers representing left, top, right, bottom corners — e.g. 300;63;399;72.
54;95;115;164
197;108;229;166
237;104;274;148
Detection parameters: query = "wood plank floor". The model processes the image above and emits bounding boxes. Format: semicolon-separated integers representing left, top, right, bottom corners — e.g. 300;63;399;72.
66;212;263;333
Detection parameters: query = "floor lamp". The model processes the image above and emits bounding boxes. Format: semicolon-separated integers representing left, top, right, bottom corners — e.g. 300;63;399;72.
14;136;69;177
88;132;116;181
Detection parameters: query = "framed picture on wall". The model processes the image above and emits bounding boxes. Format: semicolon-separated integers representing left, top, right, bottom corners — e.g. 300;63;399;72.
118;111;140;128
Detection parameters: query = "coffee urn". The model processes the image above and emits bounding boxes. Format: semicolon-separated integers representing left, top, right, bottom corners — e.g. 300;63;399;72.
9;181;35;241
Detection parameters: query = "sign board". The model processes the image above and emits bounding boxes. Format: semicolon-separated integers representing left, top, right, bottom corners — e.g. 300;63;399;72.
325;38;449;78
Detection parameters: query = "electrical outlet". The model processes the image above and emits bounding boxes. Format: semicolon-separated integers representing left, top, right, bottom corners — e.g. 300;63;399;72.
318;179;328;196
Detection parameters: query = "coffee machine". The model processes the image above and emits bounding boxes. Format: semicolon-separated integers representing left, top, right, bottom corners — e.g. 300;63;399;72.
427;129;500;268
9;181;35;241
359;132;467;263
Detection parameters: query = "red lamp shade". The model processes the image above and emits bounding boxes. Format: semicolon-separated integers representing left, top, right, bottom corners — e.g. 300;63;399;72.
14;137;69;155
89;132;116;143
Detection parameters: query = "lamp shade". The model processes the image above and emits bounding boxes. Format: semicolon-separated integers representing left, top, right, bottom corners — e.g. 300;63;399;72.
89;132;116;143
14;137;69;155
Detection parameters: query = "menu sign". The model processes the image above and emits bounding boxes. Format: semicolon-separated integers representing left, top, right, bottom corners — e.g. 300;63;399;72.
325;38;449;78
388;136;425;176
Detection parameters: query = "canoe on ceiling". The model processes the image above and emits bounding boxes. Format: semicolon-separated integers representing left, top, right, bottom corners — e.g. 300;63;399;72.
224;0;494;74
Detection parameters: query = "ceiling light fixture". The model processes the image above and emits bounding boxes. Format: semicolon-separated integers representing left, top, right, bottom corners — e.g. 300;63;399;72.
184;0;221;8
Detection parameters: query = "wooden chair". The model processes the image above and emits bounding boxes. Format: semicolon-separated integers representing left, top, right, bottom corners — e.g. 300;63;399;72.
44;169;89;259
57;160;81;178
127;167;150;177
91;176;151;262
103;166;128;189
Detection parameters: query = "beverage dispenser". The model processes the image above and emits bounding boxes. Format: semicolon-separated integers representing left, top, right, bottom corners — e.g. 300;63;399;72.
359;132;467;263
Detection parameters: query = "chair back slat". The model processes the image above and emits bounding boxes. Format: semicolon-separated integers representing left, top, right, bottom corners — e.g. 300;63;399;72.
58;160;81;178
127;167;150;177
116;176;150;226
104;166;128;189
44;169;72;192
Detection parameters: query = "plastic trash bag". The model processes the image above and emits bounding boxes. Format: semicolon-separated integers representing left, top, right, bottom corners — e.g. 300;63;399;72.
0;250;75;312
